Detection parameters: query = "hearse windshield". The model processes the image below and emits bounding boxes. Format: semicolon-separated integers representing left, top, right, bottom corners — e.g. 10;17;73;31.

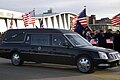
65;33;92;47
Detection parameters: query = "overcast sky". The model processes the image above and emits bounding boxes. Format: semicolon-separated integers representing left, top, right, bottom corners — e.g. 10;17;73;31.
0;0;120;19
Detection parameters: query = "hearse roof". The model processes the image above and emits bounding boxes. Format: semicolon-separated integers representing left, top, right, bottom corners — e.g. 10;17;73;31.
2;29;77;43
6;28;75;34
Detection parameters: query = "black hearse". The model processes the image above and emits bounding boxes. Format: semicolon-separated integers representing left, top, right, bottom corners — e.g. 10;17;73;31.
0;29;120;73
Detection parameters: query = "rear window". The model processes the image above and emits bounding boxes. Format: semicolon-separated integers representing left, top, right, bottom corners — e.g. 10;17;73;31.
3;30;25;42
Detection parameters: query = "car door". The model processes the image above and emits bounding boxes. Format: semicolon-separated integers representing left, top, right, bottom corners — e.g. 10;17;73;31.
29;33;52;63
49;34;76;65
20;34;39;62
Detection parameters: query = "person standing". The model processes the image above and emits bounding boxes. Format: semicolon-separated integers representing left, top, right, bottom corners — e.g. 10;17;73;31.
95;30;106;48
105;29;113;49
113;30;120;52
82;28;91;41
90;30;98;46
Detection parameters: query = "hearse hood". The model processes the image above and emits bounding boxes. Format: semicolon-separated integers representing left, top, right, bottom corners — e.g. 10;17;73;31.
80;45;115;53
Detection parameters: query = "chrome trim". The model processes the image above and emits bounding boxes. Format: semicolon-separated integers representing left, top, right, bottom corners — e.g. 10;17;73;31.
26;52;73;58
109;52;120;60
98;64;110;67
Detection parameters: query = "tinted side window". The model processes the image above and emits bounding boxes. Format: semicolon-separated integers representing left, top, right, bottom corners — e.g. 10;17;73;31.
52;34;67;46
3;31;25;42
31;34;49;46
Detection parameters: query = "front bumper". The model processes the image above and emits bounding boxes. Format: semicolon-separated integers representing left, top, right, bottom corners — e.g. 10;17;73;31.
94;59;120;67
94;51;120;67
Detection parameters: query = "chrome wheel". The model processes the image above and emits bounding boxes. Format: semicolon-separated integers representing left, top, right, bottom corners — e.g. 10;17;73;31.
11;52;23;66
77;56;94;73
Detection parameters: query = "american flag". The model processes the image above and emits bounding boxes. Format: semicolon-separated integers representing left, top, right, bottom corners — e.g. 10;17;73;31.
10;14;14;28
10;19;13;28
71;16;78;31
29;17;35;24
22;13;35;27
106;37;113;43
74;8;91;34
112;13;120;26
78;17;87;27
78;8;87;27
90;39;97;45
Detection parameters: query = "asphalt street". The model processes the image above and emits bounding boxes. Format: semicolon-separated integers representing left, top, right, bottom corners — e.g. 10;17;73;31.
0;58;120;80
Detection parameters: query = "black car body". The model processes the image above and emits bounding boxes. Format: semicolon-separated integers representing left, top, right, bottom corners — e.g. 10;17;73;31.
0;29;120;73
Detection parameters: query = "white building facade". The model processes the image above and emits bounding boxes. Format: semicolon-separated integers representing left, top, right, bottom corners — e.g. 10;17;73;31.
0;9;77;33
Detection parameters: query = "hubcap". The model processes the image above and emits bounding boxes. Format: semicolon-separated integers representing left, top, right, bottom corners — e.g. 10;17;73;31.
12;53;20;65
77;57;91;72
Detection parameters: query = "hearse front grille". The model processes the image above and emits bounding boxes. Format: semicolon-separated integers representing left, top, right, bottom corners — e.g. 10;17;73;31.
109;52;120;60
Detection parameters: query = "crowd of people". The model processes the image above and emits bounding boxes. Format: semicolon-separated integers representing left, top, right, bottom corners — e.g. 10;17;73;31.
81;28;120;52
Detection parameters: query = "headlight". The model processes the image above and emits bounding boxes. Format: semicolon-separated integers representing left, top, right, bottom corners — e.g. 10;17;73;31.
98;52;108;59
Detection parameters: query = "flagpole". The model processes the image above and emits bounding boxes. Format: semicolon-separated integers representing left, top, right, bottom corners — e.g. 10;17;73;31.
32;8;35;28
84;6;91;31
84;6;88;26
84;6;86;8
33;8;35;17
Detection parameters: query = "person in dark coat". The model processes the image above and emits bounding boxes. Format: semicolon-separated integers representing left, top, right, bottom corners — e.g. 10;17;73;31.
113;30;120;52
82;27;91;41
90;30;98;46
105;29;113;49
95;30;107;48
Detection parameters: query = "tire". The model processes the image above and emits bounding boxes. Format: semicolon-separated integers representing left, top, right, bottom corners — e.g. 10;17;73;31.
11;52;24;66
77;55;94;73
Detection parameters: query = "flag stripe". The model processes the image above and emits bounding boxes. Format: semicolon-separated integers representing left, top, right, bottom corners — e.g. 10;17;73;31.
112;13;120;26
78;17;87;27
22;13;35;27
71;16;78;31
74;8;92;34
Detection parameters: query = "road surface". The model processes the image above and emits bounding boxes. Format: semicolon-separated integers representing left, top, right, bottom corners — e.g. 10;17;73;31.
0;58;120;80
